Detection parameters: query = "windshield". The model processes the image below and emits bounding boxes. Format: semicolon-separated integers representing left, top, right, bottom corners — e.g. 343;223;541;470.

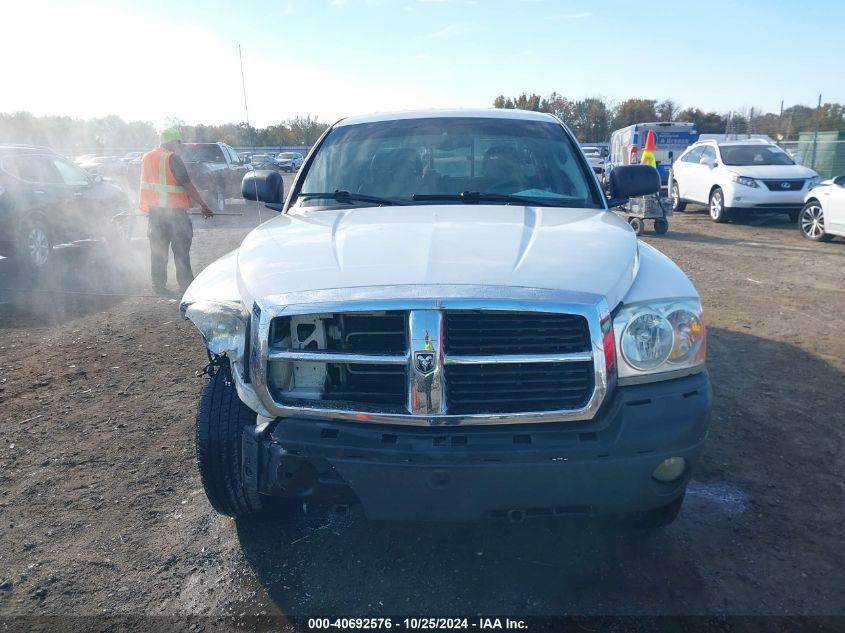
181;144;225;162
720;144;795;166
295;117;600;210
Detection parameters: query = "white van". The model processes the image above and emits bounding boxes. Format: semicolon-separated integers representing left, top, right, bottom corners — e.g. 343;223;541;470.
609;122;698;185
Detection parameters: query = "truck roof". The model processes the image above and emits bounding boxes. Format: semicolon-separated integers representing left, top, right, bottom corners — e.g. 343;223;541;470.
335;108;561;128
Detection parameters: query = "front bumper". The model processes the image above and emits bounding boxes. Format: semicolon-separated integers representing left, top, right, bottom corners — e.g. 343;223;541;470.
723;182;806;210
246;370;712;522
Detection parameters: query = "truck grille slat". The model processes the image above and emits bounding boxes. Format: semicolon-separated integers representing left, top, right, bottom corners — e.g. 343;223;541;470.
445;360;594;414
444;312;590;355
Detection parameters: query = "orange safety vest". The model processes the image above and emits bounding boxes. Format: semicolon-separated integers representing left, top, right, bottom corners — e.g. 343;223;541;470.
139;147;191;213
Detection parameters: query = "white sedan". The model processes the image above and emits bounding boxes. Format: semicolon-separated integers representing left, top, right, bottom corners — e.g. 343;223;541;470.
800;175;845;241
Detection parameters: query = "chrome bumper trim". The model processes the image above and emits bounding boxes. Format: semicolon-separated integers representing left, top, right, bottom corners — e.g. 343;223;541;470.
268;349;409;365
444;352;592;365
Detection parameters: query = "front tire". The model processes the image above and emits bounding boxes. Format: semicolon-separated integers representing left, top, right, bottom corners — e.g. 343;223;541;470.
653;217;669;235
196;365;264;517
799;201;833;242
16;217;53;272
709;187;729;223
671;181;686;212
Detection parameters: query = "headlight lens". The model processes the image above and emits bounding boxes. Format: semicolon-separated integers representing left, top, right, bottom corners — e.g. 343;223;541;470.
731;174;758;188
614;299;706;382
620;312;674;370
666;309;705;364
184;300;248;357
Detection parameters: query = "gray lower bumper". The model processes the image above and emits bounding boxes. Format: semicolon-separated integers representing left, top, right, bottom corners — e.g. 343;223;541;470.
249;371;712;522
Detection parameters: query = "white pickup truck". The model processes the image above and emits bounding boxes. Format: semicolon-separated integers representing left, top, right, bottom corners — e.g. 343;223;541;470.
181;109;712;526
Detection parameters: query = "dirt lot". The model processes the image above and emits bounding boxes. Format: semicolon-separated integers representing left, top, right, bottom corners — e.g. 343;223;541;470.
1;191;844;626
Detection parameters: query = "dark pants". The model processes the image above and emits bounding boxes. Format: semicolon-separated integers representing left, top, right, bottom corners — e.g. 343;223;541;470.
148;208;194;291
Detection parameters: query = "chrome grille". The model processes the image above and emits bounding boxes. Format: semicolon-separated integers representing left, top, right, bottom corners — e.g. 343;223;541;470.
254;297;607;426
762;179;805;191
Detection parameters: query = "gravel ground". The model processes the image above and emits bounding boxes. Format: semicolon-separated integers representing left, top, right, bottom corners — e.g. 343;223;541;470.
0;191;843;627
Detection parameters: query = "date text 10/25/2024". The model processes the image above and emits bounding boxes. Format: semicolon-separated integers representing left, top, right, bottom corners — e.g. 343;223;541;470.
307;618;528;630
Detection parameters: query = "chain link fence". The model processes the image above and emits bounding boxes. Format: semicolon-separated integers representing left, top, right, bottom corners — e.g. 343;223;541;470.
778;135;845;179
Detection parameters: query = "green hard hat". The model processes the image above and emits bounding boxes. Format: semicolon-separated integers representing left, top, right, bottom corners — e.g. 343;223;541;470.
160;127;182;144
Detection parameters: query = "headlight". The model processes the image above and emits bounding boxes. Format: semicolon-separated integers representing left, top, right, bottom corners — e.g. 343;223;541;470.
807;175;821;189
620;312;674;370
184;300;248;357
730;174;758;188
614;299;706;383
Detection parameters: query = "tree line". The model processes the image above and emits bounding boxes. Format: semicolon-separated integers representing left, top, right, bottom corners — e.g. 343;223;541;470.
493;93;845;143
0;112;330;152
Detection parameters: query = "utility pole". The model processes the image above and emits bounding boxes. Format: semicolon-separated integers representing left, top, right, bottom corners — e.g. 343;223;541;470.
811;93;821;170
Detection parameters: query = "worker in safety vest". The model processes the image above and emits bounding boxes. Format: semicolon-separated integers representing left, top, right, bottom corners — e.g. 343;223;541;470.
640;130;657;169
139;127;213;295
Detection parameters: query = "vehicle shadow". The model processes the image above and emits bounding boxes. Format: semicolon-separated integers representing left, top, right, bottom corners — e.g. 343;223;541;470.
232;329;845;616
0;238;150;328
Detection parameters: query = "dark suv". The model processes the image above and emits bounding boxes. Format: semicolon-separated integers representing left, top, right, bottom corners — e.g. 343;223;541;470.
0;145;130;270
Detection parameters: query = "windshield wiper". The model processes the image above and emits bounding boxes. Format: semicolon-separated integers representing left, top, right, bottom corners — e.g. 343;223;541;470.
299;190;403;206
412;191;578;207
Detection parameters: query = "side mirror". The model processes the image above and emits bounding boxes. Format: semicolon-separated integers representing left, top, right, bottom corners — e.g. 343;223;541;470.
242;169;283;206
668;151;674;160
606;165;660;207
833;175;845;186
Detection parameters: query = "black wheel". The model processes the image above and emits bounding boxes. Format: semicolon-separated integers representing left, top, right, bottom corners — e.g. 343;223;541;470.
670;181;686;212
653;217;669;235
16;217;53;271
709;187;729;223
628;216;643;235
799;201;833;242
196;365;264;517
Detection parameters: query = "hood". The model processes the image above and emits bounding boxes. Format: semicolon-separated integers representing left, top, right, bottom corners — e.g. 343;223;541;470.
726;165;818;180
235;205;639;308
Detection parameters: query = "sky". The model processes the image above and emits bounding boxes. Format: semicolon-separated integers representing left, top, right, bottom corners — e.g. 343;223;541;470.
2;0;843;129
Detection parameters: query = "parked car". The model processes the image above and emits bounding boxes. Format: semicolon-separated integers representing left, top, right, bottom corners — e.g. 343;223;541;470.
249;154;279;170
121;151;144;163
581;146;607;183
275;151;305;172
77;155;127;179
0;145;131;270
669;139;821;222
73;153;97;165
799;175;845;241
181;109;711;527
